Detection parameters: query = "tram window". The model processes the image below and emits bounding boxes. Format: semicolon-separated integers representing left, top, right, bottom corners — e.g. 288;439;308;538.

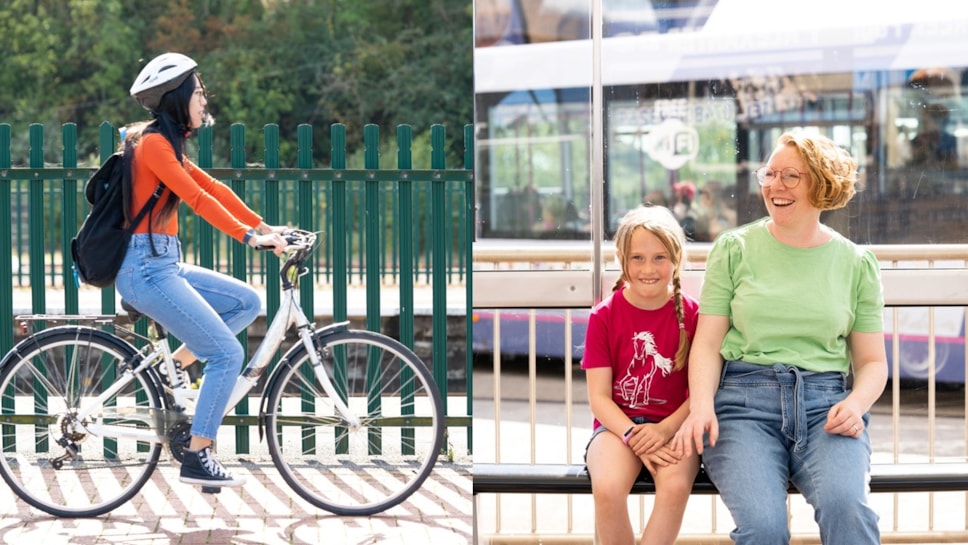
474;2;968;244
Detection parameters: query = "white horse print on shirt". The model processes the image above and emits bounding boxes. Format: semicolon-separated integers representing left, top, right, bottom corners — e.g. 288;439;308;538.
616;331;673;408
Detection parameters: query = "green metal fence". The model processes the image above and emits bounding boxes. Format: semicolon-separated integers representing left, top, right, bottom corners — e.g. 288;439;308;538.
0;120;474;452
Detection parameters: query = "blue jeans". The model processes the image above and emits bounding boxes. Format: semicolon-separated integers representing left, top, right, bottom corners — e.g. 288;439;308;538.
116;234;261;441
701;360;879;545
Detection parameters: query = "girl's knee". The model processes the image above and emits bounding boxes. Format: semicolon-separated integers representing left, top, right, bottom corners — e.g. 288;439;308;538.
655;475;695;501
591;484;629;509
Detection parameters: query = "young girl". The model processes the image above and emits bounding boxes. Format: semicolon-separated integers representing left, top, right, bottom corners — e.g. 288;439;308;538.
582;205;699;545
118;52;289;487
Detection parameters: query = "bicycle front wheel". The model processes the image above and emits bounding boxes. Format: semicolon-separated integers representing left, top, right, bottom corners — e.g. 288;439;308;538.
0;326;163;517
264;329;444;515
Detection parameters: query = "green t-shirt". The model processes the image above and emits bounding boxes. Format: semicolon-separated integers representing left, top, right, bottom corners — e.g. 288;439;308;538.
700;218;884;373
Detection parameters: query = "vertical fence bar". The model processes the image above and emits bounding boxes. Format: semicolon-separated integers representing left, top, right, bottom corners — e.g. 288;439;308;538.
430;125;449;409
397;125;416;454
296;123;317;454
296;124;315;319
95;122;118;457
364;124;382;333
27;124;48;451
330;124;349;454
62;124;78;312
14;166;24;287
331;124;348;325
397;126;415;348
195;126;215;271
229;123;251;453
363;124;383;454
422;177;432;285
463;123;475;451
263;124;282;314
0;124;13;452
97;122;118;315
387;173;399;284
258;123;280;456
230;124;248;282
28;124;46;314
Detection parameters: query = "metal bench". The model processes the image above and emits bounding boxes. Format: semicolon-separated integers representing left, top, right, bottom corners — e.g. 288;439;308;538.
473;462;968;496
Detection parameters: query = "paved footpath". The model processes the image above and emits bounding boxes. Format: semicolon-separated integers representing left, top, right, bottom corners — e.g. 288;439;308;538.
0;457;472;545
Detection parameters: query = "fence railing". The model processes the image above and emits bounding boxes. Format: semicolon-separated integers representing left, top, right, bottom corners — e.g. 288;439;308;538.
0;120;474;454
473;242;968;543
4;122;472;288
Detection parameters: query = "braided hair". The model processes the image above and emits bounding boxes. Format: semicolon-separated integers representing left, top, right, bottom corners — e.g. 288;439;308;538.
612;205;690;371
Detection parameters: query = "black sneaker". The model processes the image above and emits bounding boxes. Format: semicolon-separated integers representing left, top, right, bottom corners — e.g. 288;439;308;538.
179;447;245;487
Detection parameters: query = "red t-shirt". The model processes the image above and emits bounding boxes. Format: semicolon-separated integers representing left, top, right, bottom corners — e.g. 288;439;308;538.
581;289;699;428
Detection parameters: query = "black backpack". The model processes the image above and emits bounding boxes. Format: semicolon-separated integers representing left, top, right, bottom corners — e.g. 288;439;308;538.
70;152;164;288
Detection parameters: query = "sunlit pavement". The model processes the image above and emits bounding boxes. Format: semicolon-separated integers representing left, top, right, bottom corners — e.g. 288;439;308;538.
0;457;472;545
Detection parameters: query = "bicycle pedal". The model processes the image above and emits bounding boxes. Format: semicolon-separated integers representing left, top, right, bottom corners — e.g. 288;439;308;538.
201;486;221;494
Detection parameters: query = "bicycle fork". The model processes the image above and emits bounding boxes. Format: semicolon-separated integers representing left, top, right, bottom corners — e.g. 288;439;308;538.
293;321;360;428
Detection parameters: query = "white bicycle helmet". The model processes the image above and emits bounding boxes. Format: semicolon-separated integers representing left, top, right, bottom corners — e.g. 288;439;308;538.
130;52;198;111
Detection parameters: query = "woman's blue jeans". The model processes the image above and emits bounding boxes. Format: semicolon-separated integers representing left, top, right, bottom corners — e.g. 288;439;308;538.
116;234;261;441
701;360;880;545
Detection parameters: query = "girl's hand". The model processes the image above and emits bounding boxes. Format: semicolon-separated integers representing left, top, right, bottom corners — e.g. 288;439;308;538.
639;444;681;474
627;422;673;456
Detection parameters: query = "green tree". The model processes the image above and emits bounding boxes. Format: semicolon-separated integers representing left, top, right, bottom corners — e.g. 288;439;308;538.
0;0;472;167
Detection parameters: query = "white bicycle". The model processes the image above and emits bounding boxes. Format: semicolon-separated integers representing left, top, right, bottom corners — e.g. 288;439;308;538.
0;229;444;517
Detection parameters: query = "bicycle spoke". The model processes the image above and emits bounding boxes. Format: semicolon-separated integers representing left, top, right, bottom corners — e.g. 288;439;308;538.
0;327;162;517
265;329;444;515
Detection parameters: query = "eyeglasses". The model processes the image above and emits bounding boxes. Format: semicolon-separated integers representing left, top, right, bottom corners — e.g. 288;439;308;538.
192;89;207;99
754;166;805;189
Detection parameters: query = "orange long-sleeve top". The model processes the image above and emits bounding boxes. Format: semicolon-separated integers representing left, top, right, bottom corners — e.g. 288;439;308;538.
131;133;261;242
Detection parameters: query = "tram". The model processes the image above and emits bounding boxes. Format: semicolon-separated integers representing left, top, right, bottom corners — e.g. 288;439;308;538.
472;0;968;381
474;0;968;243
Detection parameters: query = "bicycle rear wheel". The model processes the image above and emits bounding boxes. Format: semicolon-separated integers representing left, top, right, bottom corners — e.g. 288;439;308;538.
264;329;444;515
0;326;163;517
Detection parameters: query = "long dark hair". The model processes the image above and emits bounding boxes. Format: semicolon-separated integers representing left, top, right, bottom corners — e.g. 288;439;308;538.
122;72;204;227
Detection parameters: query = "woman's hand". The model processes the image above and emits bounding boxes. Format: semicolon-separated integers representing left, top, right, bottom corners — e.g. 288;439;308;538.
256;222;287;235
824;399;866;438
248;232;288;256
673;406;718;457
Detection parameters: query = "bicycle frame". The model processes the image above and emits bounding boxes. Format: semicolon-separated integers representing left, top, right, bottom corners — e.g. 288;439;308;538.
79;234;357;444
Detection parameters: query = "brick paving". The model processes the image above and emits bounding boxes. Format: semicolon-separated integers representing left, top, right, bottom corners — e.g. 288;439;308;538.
0;457;472;545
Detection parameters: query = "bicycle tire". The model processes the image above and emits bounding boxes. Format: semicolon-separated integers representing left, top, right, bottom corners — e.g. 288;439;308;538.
263;329;445;515
0;326;163;517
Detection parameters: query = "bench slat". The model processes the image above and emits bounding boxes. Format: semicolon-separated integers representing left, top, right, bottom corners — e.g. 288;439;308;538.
472;463;968;495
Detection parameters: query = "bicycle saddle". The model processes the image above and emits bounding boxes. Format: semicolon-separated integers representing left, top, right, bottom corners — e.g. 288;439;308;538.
120;299;145;323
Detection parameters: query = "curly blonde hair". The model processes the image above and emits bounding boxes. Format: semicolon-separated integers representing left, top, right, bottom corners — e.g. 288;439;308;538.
775;132;858;211
612;205;690;370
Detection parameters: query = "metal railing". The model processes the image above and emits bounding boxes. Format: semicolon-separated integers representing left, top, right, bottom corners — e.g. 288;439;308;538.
0;120;475;455
473;242;968;544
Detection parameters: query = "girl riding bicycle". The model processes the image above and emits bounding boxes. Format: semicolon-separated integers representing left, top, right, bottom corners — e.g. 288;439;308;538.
119;52;287;487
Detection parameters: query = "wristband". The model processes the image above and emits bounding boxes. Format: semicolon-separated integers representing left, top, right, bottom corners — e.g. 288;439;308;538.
622;425;635;446
242;229;257;246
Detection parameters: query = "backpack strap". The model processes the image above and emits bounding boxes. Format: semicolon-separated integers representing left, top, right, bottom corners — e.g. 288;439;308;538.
126;182;165;233
126;182;166;256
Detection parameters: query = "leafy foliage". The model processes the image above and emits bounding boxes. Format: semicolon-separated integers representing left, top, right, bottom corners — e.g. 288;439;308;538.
0;0;472;167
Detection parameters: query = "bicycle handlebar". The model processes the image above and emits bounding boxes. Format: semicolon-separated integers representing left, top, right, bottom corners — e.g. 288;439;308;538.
252;228;317;252
257;229;319;289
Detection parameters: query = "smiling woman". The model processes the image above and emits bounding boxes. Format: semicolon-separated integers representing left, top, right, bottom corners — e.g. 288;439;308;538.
675;131;887;545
